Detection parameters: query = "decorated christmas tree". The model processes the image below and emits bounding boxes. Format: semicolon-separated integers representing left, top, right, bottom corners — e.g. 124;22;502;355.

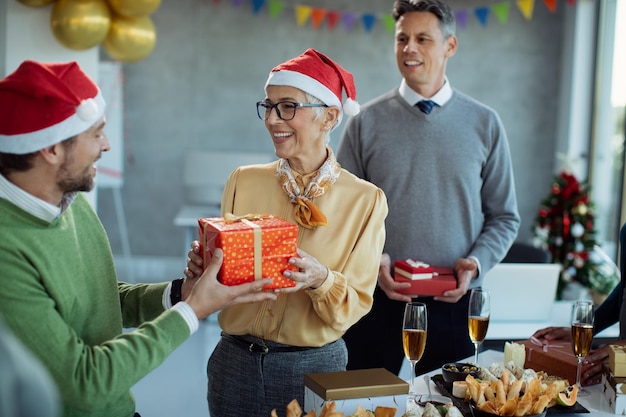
532;171;619;300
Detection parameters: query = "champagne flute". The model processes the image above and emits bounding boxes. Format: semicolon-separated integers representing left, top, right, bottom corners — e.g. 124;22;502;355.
468;289;490;365
402;302;427;399
571;300;594;397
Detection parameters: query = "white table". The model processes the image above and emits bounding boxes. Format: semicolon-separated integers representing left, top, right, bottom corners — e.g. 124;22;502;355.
488;300;619;341
415;349;614;416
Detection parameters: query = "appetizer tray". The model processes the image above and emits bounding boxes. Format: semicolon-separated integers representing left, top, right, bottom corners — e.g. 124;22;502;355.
431;374;589;416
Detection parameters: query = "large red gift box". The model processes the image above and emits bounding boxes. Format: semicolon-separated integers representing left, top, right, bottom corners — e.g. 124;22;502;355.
517;339;593;385
393;260;456;296
198;214;298;290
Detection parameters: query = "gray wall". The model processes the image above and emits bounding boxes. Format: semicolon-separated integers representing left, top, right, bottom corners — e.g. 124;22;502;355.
97;0;564;265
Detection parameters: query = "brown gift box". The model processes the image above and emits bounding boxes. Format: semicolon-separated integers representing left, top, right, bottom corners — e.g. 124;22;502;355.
517;339;593;385
198;214;298;290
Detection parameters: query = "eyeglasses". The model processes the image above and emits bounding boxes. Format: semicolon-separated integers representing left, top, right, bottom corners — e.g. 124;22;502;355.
256;101;328;121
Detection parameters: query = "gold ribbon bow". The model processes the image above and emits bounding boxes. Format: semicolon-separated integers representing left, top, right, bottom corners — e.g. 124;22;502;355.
220;213;272;223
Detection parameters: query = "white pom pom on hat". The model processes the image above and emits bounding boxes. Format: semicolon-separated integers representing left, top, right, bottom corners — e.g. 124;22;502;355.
0;60;105;155
265;48;360;127
342;98;360;117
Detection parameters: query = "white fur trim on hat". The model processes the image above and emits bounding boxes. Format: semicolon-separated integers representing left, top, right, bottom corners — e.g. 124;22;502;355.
0;90;105;155
265;69;345;126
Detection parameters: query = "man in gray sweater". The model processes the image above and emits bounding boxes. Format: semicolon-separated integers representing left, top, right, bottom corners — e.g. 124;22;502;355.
337;0;520;376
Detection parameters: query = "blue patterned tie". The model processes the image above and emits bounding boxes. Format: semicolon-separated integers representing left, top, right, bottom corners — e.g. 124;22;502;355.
416;100;435;114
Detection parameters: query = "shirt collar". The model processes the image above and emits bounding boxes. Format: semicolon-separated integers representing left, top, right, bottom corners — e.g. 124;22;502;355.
0;174;76;222
398;77;453;107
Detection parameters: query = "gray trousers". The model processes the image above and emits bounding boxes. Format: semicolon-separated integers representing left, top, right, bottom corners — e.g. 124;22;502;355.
207;332;347;417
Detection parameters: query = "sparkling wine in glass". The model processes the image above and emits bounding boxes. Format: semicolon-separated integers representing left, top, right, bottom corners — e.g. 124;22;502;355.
468;289;490;365
571;300;594;397
403;302;427;398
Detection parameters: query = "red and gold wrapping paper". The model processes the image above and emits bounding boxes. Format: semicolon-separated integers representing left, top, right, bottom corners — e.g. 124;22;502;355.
198;214;298;290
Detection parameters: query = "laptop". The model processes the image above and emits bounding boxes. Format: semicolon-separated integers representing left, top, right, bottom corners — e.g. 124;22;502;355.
481;263;561;322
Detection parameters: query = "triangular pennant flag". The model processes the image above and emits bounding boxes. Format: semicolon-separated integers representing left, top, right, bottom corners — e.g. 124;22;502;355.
295;5;312;27
543;0;557;12
327;10;340;30
455;10;469;29
232;0;244;6
362;13;377;33
516;0;535;20
311;8;326;29
268;0;284;18
252;0;265;14
492;2;509;24
474;7;489;27
381;14;395;33
342;12;358;32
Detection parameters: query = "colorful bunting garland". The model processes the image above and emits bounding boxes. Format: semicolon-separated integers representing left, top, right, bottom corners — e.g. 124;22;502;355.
210;0;575;33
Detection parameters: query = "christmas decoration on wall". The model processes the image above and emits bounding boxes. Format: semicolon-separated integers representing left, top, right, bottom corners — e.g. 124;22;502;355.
208;0;576;34
16;0;161;63
532;171;620;301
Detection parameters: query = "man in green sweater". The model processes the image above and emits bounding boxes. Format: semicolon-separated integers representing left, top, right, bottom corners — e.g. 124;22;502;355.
0;60;277;417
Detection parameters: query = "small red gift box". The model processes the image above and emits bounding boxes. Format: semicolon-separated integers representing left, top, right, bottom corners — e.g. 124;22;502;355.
517;339;593;385
198;214;298;290
393;261;456;296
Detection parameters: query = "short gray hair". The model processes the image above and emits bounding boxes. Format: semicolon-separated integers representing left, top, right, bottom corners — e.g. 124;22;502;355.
305;92;333;144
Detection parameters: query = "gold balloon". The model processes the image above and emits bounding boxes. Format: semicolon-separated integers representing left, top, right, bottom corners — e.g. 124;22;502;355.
107;0;161;18
103;15;156;63
50;0;111;50
17;0;55;7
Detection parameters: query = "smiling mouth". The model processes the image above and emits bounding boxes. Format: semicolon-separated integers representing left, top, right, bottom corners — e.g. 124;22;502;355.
273;132;292;139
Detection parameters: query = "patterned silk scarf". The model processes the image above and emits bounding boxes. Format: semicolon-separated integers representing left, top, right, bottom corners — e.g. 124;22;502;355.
276;147;341;230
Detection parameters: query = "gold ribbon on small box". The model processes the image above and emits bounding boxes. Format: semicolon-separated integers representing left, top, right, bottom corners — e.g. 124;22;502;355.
220;213;273;280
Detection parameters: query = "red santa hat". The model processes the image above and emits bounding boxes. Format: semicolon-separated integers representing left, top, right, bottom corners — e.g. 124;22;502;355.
265;48;360;128
0;60;105;155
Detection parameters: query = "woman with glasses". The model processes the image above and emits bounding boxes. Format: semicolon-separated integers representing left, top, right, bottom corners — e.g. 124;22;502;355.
185;48;388;417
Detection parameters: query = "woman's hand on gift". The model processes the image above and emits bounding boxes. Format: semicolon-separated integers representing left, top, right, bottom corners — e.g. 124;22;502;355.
182;240;205;300
184;241;204;278
277;249;330;292
186;248;277;319
377;253;412;302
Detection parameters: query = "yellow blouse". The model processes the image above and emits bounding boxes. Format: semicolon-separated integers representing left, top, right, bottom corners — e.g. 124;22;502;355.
217;160;388;347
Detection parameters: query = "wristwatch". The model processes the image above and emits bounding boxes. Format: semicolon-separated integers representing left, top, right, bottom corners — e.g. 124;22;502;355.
170;278;184;305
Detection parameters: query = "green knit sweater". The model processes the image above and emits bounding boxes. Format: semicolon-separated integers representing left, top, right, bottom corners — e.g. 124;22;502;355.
0;194;190;417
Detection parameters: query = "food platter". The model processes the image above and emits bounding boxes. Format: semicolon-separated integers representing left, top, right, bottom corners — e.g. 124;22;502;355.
430;375;589;417
469;403;546;417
